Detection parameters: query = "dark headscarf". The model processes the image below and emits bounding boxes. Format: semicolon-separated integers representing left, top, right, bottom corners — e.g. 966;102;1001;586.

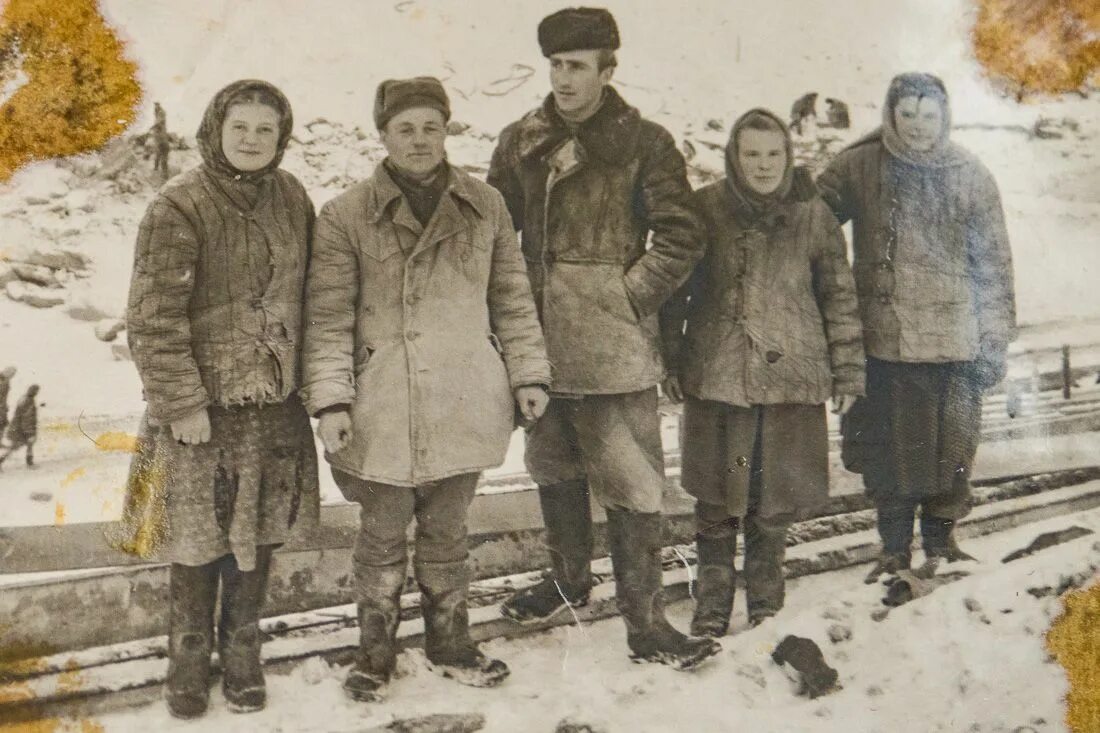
196;79;294;182
879;72;965;169
724;108;796;227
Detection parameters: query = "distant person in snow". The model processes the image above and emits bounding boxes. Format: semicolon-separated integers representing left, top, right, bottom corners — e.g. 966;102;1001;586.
487;5;720;671
660;109;864;635
152;102;171;181
0;366;15;442
790;91;818;135
825;97;850;129
817;73;1016;582
302;77;550;702
0;383;38;470
122;80;320;719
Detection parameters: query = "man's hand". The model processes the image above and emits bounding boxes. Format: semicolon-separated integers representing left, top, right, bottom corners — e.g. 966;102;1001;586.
318;410;353;454
662;375;684;404
514;385;549;422
171;408;211;445
832;394;858;416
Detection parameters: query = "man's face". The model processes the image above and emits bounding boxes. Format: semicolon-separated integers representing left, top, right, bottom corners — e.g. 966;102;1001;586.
893;95;944;152
548;49;612;114
380;107;447;177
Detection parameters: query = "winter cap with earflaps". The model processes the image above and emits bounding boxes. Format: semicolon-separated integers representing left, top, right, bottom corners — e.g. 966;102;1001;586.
879;72;965;168
196;79;294;182
538;7;620;56
373;77;451;131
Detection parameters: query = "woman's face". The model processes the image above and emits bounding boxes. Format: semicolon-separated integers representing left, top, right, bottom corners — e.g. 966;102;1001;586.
221;102;281;172
737;128;788;195
893;95;944;152
380;107;448;178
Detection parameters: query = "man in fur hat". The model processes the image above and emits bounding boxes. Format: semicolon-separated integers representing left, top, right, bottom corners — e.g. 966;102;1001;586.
487;7;719;670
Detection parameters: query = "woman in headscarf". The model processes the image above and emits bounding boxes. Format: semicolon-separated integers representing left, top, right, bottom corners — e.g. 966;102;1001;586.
660;109;864;636
817;73;1016;582
120;79;319;718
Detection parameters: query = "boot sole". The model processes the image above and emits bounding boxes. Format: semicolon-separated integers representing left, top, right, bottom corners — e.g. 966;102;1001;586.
630;640;722;672
224;686;266;714
427;661;510;688
500;596;589;626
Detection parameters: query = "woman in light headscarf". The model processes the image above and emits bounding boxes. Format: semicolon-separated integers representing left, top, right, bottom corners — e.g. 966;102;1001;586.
119;79;319;719
661;109;864;636
817;73;1016;582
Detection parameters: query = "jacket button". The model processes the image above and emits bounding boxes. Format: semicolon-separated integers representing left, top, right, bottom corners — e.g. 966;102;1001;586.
406;294;418;305
766;350;782;363
736;456;749;467
407;330;420;341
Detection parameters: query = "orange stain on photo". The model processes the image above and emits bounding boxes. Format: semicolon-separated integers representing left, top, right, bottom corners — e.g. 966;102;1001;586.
1047;581;1100;732
59;468;86;488
93;432;138;454
972;0;1100;98
0;0;142;180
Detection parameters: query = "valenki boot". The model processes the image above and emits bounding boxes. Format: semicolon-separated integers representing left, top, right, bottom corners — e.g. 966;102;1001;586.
165;561;219;719
217;546;274;714
502;479;594;624
343;561;407;702
418;560;509;687
607;510;722;670
690;532;736;638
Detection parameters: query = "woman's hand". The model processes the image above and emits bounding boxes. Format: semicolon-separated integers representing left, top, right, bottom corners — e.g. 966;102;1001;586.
832;394;858;416
318;410;353;454
662;375;684;404
171;408;211;445
515;385;550;422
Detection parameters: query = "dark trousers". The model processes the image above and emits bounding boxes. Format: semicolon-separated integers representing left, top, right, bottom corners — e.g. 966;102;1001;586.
332;469;480;569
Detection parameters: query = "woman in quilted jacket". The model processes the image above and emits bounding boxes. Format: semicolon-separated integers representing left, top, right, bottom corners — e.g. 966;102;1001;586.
120;79;319;719
660;108;864;636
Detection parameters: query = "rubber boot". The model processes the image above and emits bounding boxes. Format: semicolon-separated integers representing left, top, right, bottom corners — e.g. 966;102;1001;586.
343;561;407;702
744;513;790;626
865;502;916;584
418;559;509;688
165;561;219;719
217;546;274;714
689;531;736;638
607;510;721;671
501;479;594;624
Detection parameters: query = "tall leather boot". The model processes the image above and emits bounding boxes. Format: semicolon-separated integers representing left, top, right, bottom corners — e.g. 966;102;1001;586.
165;560;220;719
690;530;737;638
607;510;722;670
343;561;407;702
217;546;274;714
743;514;790;626
418;559;509;688
501;479;594;624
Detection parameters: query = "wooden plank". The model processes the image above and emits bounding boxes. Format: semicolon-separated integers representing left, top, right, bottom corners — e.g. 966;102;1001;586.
1;467;1097;663
4;483;1099;724
5;426;1100;575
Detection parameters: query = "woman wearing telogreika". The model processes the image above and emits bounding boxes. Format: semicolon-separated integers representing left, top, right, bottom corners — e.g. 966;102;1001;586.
817;72;1016;582
121;79;320;719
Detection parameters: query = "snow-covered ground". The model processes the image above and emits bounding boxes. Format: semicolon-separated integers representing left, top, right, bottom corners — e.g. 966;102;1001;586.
77;504;1100;733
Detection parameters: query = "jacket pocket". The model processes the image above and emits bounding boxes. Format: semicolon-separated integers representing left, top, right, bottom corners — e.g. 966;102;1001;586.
361;232;403;262
597;273;640;324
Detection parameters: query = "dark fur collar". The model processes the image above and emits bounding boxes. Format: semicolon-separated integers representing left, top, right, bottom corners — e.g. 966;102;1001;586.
513;86;642;167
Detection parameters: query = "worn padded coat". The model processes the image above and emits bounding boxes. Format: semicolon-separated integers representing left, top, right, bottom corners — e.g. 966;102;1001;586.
300;163;550;488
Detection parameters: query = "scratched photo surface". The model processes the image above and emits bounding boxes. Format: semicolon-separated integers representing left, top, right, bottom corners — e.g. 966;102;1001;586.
0;0;1097;731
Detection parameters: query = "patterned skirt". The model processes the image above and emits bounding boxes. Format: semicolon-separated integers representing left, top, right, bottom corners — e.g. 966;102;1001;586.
110;395;320;571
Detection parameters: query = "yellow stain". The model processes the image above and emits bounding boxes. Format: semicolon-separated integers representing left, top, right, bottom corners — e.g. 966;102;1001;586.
972;0;1100;97
59;468;85;488
0;0;142;180
53;501;65;526
93;432;137;454
1047;581;1100;732
0;632;104;732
